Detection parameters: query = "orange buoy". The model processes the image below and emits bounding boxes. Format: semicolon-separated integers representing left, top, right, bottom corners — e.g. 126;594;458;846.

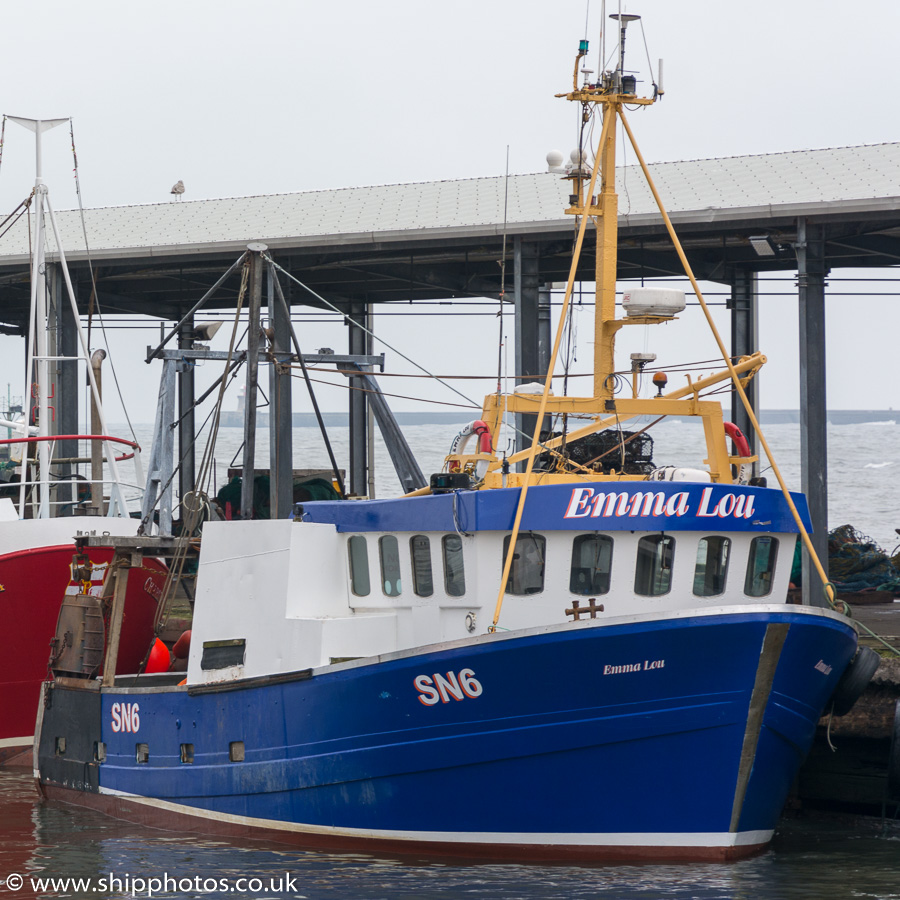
145;637;171;674
172;629;192;660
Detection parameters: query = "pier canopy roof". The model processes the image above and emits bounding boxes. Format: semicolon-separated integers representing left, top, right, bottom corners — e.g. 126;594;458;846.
0;142;899;329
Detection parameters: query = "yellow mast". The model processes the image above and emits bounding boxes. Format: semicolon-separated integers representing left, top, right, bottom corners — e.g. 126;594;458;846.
488;30;656;630
481;22;838;630
592;80;620;402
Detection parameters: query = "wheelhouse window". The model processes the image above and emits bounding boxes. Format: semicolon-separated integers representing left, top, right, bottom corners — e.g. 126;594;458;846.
503;533;546;595
570;534;613;595
379;536;402;596
442;535;466;596
348;535;370;597
745;536;779;597
410;535;434;597
693;536;731;597
634;534;675;597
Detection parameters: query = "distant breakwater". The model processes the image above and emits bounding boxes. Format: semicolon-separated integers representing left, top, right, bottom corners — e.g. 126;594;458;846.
218;409;898;428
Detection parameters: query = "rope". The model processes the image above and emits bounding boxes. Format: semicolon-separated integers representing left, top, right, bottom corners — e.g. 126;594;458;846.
69;118;139;445
267;260;345;498
851;614;900;658
287;369;479;410
264;255;482;411
0;193;33;243
149;259;251;634
490;104;614;632
497;145;510;394
618;106;840;610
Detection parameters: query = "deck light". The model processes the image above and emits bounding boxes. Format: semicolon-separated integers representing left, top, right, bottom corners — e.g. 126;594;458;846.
749;235;777;257
191;321;223;343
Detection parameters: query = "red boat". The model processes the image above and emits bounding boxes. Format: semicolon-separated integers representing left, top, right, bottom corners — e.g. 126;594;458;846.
0;116;170;767
0;517;167;767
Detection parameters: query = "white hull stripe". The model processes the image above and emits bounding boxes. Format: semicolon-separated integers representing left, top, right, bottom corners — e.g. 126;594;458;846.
97;787;771;848
0;735;31;749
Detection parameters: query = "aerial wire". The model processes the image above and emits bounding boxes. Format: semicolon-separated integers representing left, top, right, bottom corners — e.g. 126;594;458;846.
497;145;509;394
264;255;481;410
69;119;139;444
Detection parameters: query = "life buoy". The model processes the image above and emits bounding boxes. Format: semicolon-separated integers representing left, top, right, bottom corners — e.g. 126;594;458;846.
723;421;751;459
723;421;751;484
448;420;493;478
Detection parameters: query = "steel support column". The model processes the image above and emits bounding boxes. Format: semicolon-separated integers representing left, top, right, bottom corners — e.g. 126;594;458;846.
241;247;264;518
728;268;759;469
796;218;829;607
537;283;552;375
177;314;196;510
140;357;177;536
514;237;541;460
268;264;293;518
51;264;78;514
347;303;367;496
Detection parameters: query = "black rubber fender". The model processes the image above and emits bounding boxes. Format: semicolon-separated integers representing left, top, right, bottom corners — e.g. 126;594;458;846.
830;646;880;716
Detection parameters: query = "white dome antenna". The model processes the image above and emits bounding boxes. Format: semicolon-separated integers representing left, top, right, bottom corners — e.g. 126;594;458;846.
546;149;566;174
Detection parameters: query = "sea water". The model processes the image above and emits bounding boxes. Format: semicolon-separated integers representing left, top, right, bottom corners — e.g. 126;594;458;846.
144;418;898;552
3;768;900;899
4;419;899;898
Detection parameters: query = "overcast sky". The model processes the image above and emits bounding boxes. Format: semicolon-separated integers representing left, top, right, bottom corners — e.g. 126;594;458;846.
1;0;899;428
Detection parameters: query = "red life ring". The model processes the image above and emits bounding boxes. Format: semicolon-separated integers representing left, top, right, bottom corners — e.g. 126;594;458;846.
449;420;492;456
723;421;751;458
448;420;493;477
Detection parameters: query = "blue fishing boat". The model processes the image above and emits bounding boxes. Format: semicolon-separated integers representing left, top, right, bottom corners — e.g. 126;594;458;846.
35;18;875;861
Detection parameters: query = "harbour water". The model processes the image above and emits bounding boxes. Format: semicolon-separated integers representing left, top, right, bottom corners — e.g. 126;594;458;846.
4;418;900;899
3;767;900;899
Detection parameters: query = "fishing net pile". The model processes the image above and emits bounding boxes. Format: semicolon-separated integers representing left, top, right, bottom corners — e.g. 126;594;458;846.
826;524;900;594
215;475;340;519
536;429;655;475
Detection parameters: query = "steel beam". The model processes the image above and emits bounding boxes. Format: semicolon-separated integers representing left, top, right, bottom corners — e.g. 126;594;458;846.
347;304;368;496
514;238;541;460
51;264;79;514
177;314;196;509
796;218;829;607
241;247;264;518
728;268;759;470
343;363;426;494
268;264;293;518
148;347;383;367
139;357;176;536
538;283;552;374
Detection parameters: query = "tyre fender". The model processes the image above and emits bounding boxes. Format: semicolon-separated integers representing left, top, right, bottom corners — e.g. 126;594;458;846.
830;646;880;716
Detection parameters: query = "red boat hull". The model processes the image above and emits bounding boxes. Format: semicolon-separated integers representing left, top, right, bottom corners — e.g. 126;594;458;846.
0;543;167;763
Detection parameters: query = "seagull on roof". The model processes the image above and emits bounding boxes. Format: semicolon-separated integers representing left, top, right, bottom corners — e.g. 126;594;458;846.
170;180;185;200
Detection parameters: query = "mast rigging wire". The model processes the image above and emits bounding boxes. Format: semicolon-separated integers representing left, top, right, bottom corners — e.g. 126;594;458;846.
264;255;481;411
267;260;346;499
496;146;510;394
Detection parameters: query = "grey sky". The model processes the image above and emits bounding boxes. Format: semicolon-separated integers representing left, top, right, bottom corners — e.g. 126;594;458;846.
1;0;899;422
